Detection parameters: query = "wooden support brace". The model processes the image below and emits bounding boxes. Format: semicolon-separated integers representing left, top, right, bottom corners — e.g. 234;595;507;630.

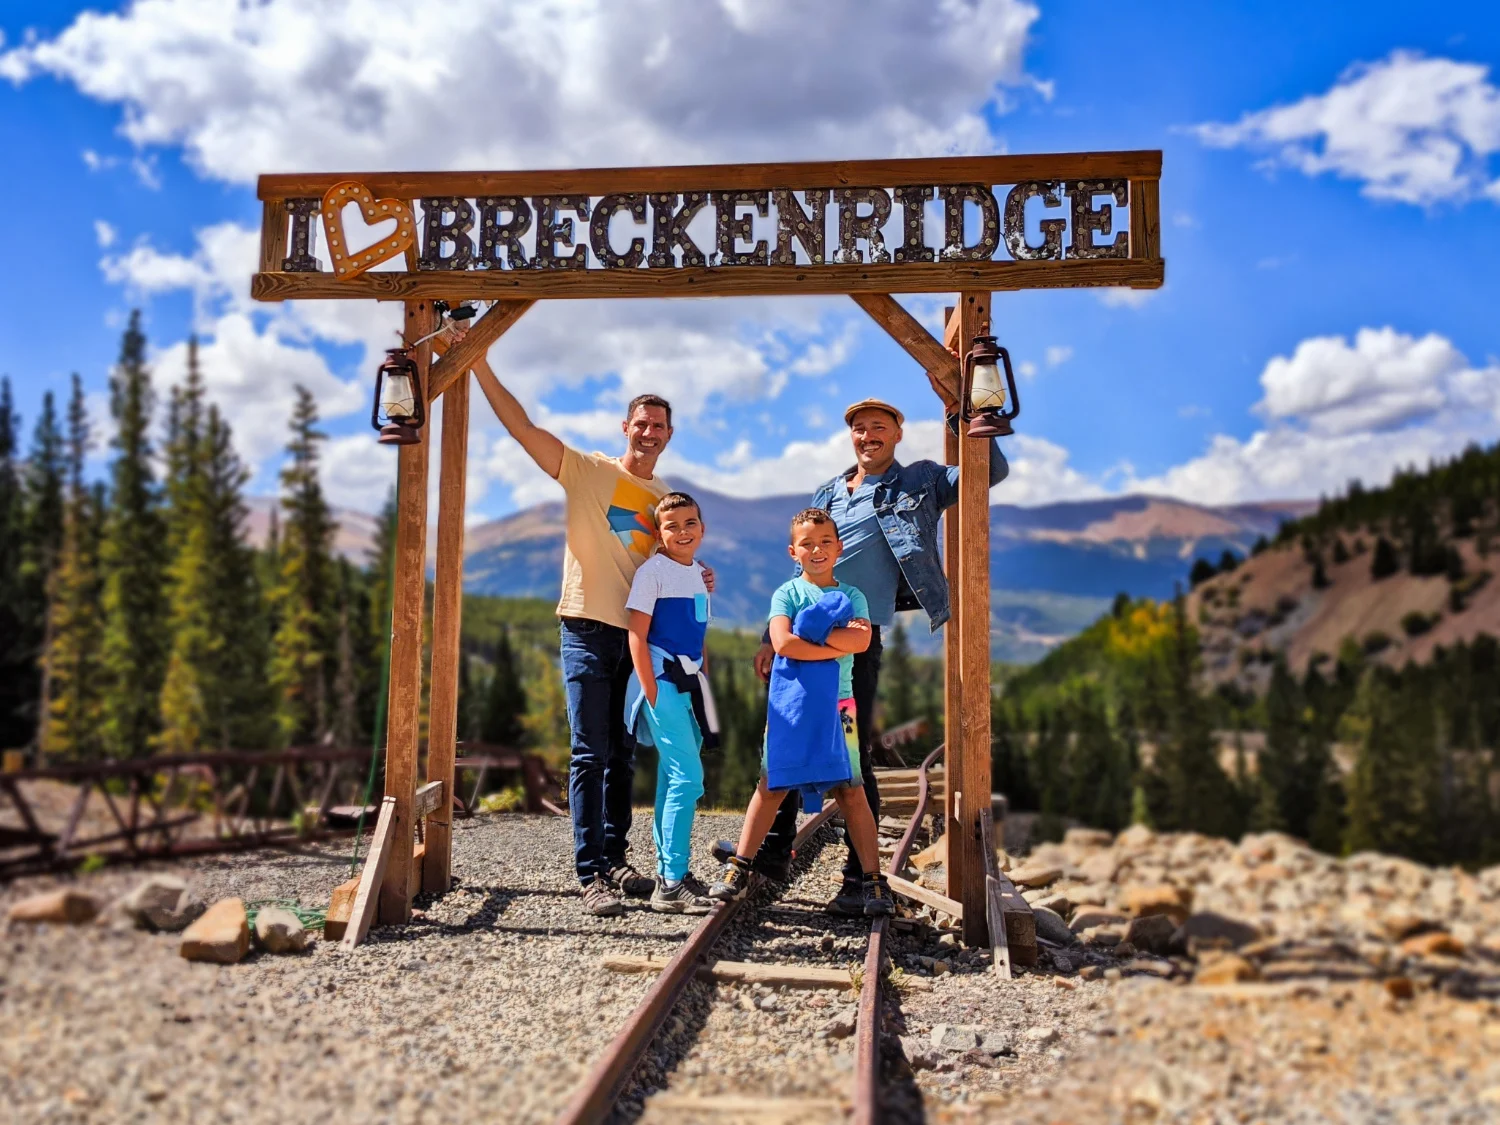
426;300;534;399
343;796;397;949
849;293;960;405
887;873;963;920
980;806;1012;979
414;779;445;820
322;876;361;943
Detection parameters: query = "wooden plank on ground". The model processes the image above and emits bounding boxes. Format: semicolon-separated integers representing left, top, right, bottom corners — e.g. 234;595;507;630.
888;874;963;920
648;1094;847;1122
980;807;1012;979
993;866;1037;968
343;796;397;949
322;876;361;942
602;955;853;991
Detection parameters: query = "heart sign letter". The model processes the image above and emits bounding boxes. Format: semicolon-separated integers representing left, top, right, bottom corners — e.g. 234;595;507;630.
321;181;415;279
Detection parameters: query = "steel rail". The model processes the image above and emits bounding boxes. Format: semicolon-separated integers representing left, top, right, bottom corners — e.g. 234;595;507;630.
555;801;840;1125
853;743;945;1125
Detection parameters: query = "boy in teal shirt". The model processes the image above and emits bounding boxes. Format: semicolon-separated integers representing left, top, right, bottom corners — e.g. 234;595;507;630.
708;509;894;915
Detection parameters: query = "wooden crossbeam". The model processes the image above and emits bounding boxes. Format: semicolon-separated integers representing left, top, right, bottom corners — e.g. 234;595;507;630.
602;955;853;991
850;293;960;406
426;300;534;399
413;780;445;820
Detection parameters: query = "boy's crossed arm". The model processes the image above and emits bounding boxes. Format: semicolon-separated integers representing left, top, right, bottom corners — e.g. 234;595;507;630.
768;615;871;660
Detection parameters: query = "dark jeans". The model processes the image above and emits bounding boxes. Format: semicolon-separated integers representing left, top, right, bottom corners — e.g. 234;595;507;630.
762;625;883;881
559;617;636;885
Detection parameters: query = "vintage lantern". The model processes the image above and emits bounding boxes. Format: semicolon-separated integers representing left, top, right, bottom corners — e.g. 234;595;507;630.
962;334;1020;438
371;347;426;445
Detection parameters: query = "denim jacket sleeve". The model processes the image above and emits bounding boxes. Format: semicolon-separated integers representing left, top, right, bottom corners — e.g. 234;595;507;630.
935;413;1010;510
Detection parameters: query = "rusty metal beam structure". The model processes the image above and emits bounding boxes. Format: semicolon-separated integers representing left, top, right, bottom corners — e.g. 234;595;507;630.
0;747;374;880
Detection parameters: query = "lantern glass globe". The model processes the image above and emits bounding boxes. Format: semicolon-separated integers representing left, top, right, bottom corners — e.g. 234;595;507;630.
382;374;416;422
969;360;1007;413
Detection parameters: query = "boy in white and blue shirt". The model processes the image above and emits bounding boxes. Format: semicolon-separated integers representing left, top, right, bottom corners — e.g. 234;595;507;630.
624;492;717;913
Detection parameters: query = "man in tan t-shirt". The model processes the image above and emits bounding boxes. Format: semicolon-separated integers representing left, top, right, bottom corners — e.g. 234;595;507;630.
477;375;707;916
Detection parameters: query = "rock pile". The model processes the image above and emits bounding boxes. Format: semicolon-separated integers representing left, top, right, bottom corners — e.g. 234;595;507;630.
1009;825;1500;998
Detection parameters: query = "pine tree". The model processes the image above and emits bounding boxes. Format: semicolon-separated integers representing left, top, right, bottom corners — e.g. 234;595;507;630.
44;377;105;760
1341;668;1438;861
1370;536;1399;579
521;647;569;751
0;378;29;748
481;626;527;745
200;405;273;748
331;561;361;748
98;311;168;757
269;387;336;746
1153;588;1234;835
882;619;916;729
157;342;215;753
1255;659;1301;833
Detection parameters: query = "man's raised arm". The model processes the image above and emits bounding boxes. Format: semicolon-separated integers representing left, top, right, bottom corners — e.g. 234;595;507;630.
473;356;565;479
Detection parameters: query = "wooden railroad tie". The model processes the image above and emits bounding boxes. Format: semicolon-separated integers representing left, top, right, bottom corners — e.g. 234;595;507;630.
602;954;854;991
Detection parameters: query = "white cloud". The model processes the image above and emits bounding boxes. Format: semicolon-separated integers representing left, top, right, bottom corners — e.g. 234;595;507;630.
1097;287;1156;309
1017;360;1038;379
1192;51;1500;206
1128;326;1500;504
1044;345;1072;368
2;0;1041;183
92;220;116;248
658;419;1101;507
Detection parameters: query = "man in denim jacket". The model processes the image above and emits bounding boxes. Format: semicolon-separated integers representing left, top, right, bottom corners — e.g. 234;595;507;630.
717;396;1008;914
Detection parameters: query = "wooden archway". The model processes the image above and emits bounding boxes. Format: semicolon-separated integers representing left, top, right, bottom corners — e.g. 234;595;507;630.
252;151;1164;943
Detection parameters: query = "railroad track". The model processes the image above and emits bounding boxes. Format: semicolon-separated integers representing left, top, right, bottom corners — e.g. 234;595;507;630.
557;746;945;1125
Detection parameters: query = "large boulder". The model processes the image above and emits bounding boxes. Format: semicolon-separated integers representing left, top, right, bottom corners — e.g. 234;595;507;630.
1170;911;1261;953
121;875;205;932
254;906;309;954
1124;913;1177;956
179;898;250;964
1124;883;1193;924
7;888;100;925
1032;906;1078;948
1009;862;1062;889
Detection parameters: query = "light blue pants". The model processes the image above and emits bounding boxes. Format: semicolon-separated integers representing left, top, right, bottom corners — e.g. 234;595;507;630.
642;680;705;883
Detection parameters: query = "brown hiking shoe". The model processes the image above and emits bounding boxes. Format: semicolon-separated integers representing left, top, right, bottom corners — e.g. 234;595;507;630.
582;876;624;917
608;862;655;899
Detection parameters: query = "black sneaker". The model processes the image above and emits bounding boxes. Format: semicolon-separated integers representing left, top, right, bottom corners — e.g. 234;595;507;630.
863;874;896;917
828;875;865;916
607;862;655;899
581;876;624;917
650;879;713;914
709;839;792;883
708;856;754;902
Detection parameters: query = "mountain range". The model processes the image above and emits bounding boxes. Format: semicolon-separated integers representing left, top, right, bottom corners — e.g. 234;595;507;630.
248;489;1311;662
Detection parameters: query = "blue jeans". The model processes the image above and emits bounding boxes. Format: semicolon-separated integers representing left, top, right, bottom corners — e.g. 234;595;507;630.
559;617;636;885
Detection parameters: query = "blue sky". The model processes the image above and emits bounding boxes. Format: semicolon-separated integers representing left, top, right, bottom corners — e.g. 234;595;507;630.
2;0;1497;518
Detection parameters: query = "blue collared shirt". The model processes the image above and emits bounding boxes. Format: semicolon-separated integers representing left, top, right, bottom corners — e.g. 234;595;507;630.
828;472;901;628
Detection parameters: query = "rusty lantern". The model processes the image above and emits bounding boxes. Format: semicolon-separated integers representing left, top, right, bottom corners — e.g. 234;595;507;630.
371;347;425;446
962;334;1020;438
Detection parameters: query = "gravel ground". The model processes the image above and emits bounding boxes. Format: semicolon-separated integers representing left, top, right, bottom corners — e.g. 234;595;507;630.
6;812;1499;1124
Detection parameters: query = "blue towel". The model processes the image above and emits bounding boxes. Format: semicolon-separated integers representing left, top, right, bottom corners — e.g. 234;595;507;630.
765;589;855;795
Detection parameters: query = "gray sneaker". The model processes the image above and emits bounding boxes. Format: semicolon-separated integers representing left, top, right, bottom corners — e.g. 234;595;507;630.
650;879;713;914
680;871;712;898
582;876;624;917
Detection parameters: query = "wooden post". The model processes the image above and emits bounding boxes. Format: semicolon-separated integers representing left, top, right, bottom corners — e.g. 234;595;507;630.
941;306;964;912
379;299;435;923
423;369;469;893
954;290;993;947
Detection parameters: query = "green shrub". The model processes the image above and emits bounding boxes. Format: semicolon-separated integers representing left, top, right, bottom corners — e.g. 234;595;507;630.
1370;537;1400;580
1400;611;1436;637
1362;630;1392;654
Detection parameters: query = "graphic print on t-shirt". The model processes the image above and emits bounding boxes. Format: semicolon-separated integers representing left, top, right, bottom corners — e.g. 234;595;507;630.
605;474;660;558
